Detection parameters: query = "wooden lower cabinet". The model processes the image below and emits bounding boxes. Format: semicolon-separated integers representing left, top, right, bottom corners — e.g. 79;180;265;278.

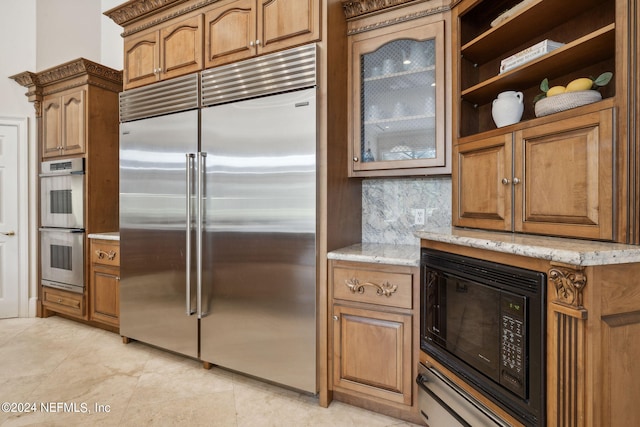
89;239;120;328
329;260;421;424
42;287;86;319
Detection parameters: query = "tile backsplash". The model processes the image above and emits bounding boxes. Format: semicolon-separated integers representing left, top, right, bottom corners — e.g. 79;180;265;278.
362;176;451;245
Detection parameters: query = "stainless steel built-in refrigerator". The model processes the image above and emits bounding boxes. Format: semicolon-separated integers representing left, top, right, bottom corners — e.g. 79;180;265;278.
119;45;317;393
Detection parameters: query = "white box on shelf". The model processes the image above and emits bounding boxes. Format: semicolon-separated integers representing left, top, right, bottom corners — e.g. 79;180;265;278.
499;39;565;74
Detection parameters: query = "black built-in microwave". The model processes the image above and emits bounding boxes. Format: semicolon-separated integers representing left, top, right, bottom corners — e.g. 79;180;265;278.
420;248;546;427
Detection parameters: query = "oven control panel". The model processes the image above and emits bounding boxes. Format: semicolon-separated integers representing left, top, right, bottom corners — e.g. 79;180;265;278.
500;294;527;398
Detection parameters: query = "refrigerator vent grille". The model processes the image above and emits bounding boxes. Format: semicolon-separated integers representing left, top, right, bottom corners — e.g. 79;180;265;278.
119;74;200;122
201;44;317;107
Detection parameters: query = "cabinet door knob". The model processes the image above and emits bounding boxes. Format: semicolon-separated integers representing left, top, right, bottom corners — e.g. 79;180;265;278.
501;178;510;185
333;315;339;321
249;40;254;47
513;177;521;185
256;39;261;46
353;157;359;162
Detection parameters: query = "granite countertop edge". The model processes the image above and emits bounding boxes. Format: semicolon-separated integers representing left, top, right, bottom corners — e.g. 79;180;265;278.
87;232;120;241
415;227;640;267
327;243;420;267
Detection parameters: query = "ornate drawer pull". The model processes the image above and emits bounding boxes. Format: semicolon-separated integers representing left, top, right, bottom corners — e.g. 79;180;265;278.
345;278;398;297
96;249;117;261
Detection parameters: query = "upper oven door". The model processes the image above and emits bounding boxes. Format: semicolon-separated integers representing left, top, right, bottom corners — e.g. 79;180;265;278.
40;173;84;229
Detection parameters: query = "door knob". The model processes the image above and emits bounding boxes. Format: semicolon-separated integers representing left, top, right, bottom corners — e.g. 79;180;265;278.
1;231;15;236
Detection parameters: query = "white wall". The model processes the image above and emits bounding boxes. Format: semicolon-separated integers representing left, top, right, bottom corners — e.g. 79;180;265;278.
1;0;124;316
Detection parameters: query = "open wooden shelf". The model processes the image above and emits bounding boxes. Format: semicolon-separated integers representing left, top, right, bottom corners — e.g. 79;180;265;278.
461;24;615;106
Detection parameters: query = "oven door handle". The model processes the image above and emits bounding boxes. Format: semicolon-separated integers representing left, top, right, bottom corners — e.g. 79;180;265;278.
416;373;473;427
419;365;511;427
39;228;84;233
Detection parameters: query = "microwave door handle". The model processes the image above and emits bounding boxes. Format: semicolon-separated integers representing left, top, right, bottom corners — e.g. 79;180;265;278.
416;374;473;427
185;154;195;315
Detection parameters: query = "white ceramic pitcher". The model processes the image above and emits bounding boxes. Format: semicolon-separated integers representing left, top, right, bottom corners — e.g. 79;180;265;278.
492;91;524;127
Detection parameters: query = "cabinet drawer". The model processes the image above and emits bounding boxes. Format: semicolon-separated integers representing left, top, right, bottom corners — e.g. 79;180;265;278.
91;240;120;267
43;287;85;318
332;266;413;309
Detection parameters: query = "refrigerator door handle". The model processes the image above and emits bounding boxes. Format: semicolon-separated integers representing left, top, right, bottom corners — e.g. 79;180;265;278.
185;153;196;315
197;152;207;319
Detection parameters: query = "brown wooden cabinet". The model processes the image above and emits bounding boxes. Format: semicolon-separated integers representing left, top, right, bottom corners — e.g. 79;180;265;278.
42;286;86;320
204;0;320;68
329;260;420;424
124;14;204;89
451;0;638;243
42;88;86;158
89;238;120;328
345;2;451;177
454;107;614;240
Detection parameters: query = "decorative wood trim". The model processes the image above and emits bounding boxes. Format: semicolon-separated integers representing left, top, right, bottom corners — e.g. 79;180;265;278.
345;277;398;297
103;0;189;25
549;266;587;309
105;0;219;36
342;0;418;19
552;309;586;427
346;4;450;35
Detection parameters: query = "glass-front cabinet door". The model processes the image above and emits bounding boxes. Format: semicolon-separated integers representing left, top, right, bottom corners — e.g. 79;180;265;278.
349;20;446;177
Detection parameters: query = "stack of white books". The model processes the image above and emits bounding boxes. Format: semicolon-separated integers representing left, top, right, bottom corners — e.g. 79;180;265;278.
499;39;565;74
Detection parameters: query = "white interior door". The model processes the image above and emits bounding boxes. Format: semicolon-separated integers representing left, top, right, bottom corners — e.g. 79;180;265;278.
0;120;24;318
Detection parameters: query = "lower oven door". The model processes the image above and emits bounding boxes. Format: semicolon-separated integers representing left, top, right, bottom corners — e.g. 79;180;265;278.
417;363;509;427
40;228;85;293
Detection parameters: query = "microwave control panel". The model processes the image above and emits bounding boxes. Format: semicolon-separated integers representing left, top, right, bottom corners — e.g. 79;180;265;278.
500;294;527;398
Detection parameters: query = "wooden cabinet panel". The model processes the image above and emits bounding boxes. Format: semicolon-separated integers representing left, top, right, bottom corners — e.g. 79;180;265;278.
205;0;256;68
259;0;320;55
333;304;412;405
124;15;203;89
43;287;86;319
455;108;614;240
453;133;513;231
42;97;61;158
89;239;120;328
515;109;613;239
124;30;160;89
61;89;85;155
161;14;204;80
41;88;86;158
332;266;412;309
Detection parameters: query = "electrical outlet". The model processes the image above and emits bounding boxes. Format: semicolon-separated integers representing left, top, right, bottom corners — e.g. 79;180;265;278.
412;209;425;225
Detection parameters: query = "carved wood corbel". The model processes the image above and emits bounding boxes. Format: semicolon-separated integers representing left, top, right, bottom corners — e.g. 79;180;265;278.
549;265;587;309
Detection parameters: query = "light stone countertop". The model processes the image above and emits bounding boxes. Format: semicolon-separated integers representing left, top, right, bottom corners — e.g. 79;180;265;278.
327;243;420;267
415;227;640;267
87;232;120;241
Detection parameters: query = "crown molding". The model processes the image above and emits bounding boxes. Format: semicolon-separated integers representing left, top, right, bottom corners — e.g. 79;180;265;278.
342;0;419;19
103;0;188;26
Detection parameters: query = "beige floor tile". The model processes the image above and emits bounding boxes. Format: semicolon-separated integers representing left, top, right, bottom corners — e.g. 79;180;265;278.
0;317;422;427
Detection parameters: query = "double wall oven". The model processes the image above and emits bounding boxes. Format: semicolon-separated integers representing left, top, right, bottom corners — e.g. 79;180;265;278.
40;158;85;293
418;248;546;427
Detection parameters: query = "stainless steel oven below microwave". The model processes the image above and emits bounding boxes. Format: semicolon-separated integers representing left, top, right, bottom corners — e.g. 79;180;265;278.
40;158;84;229
40;228;85;293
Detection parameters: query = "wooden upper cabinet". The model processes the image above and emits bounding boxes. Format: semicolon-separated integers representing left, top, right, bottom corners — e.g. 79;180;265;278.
205;0;319;68
454;108;614;240
205;0;256;68
453;133;513;231
258;0;320;54
124;14;204;89
42;88;86;158
515;109;613;239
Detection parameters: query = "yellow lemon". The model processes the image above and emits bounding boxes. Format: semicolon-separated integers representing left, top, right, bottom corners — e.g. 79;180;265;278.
565;77;594;92
546;86;566;97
